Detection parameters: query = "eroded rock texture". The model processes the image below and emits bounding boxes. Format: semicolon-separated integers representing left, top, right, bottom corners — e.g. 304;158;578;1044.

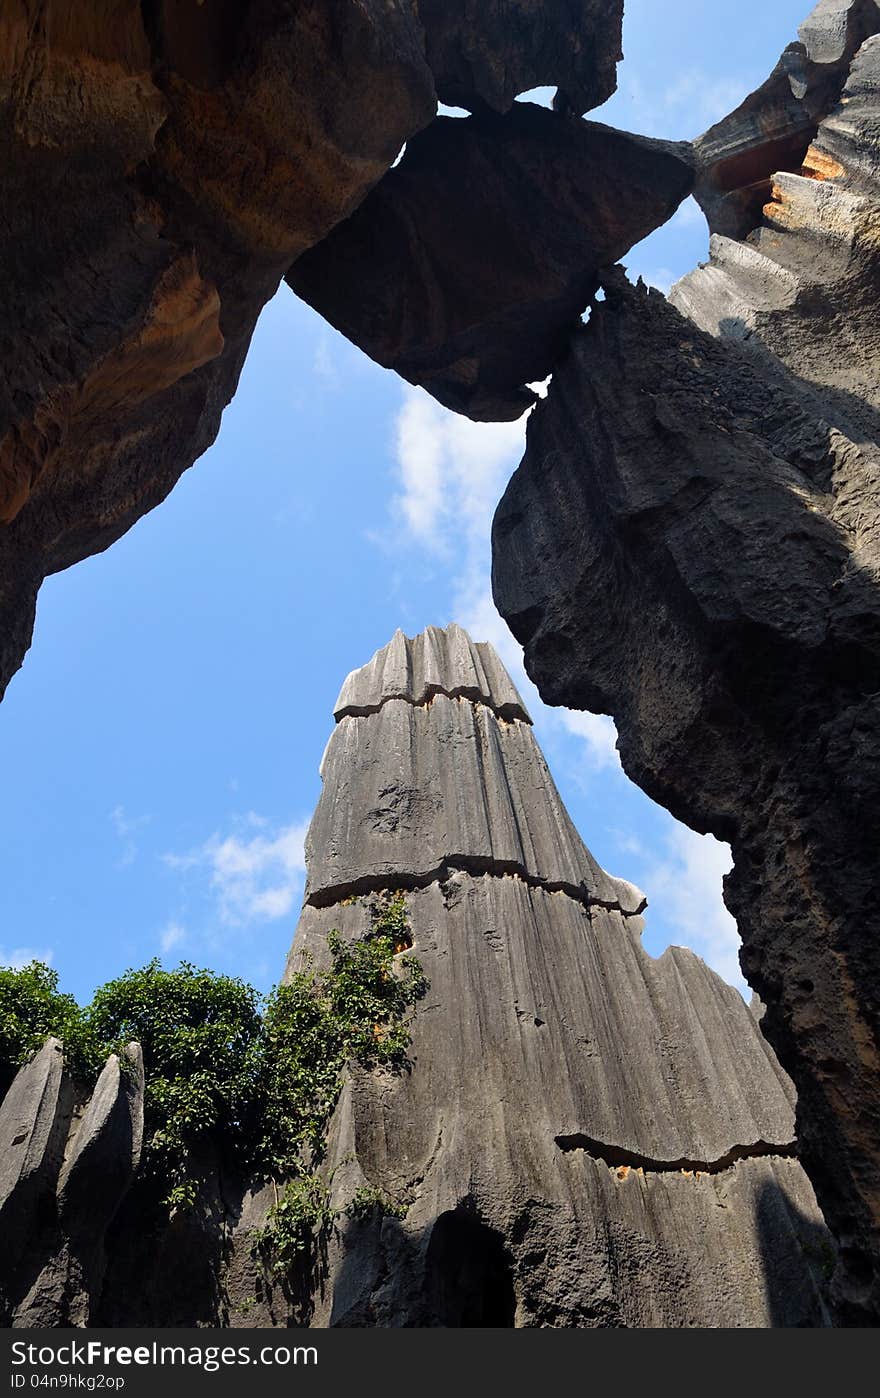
420;1;624;115
492;5;880;1322
286;625;831;1327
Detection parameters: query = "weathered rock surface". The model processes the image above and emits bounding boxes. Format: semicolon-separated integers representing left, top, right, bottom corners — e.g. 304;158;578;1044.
288;106;694;420
2;0;876;1333
673;28;880;433
286;625;831;1327
0;626;835;1326
0;1039;70;1296
0;1043;143;1325
493;5;880;1323
333;622;531;722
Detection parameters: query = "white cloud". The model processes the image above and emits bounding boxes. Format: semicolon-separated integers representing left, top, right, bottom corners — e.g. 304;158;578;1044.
392;387;525;552
455;579;620;778
313;334;339;387
641;826;744;993
391;387;620;783
662;71;750;131
0;945;54;970
394;392;447;542
163;816;309;927
556;709;620;771
159;922;186;956
111;805;150;867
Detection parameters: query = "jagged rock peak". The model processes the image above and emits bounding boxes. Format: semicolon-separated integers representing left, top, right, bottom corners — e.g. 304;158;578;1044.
287;624;832;1327
309;623;642;915
333;622;532;723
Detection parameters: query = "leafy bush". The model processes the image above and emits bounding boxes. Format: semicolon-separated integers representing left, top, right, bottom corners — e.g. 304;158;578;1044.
86;960;264;1210
0;962;88;1091
254;900;428;1179
252;894;427;1271
256;1174;337;1277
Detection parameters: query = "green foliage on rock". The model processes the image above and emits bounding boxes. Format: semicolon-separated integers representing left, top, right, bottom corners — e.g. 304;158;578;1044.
253;894;426;1272
0;961;91;1088
86;960;265;1210
0;893;427;1245
345;1184;408;1222
256;1174;337;1277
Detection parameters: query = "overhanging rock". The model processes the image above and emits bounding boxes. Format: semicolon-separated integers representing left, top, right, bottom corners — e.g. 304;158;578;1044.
287;107;694;421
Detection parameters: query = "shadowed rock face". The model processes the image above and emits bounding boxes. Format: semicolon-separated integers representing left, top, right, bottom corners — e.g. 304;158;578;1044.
0;0;441;702
491;14;880;1313
286;625;831;1328
0;1042;143;1325
419;0;624;115
288;107;694;420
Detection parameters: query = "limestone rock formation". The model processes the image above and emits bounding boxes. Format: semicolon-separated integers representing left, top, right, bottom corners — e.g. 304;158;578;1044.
0;1041;143;1325
492;4;880;1323
286;624;831;1327
0;0;438;701
288;108;694;420
0;625;835;1326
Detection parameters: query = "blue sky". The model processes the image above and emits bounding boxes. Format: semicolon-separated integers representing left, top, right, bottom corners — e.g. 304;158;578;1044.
0;1;810;1003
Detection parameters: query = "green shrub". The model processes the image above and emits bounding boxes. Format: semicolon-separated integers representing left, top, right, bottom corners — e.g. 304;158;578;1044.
256;1174;336;1278
0;962;90;1090
252;894;427;1272
345;1184;407;1222
86;960;264;1208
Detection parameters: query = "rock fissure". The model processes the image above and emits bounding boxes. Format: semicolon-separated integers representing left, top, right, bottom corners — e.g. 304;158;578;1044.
304;856;647;920
554;1132;799;1177
334;684;531;727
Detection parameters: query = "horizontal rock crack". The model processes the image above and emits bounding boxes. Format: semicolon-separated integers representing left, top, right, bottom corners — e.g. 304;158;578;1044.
305;855;646;918
554;1132;798;1176
334;685;532;726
